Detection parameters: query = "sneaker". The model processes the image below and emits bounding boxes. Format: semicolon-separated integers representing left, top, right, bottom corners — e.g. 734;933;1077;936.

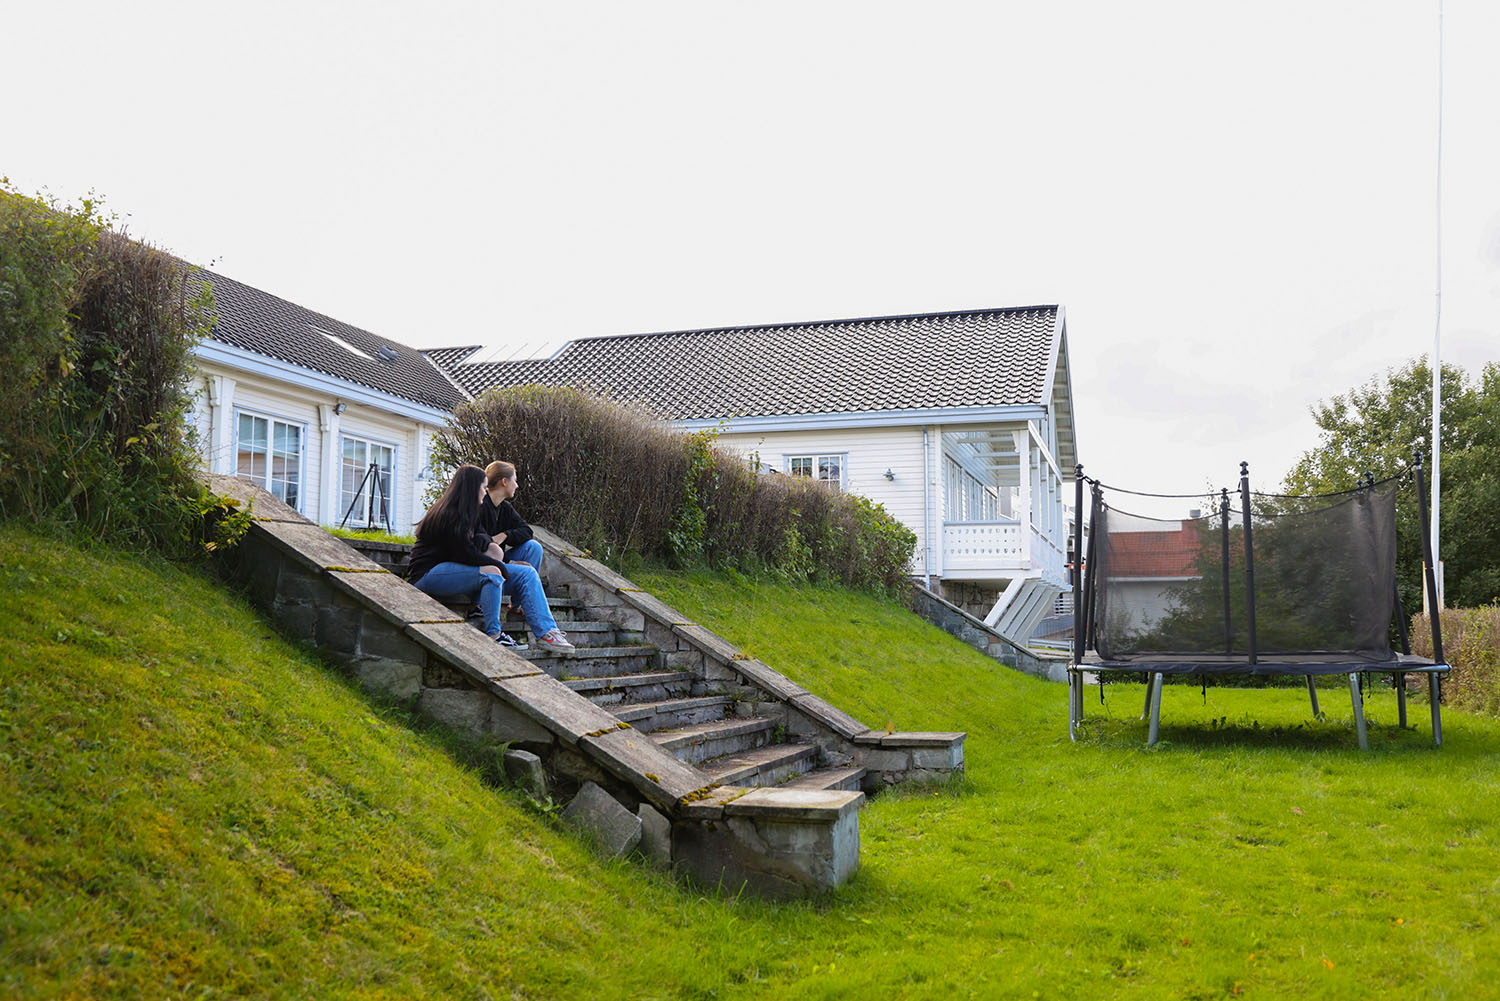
493;630;529;651
536;629;575;652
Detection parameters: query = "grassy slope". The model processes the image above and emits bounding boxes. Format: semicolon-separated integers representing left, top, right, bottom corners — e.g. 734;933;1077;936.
633;568;1500;1000
4;526;1500;999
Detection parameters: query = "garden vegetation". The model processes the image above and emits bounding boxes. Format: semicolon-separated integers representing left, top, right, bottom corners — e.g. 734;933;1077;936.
432;385;916;593
0;182;218;555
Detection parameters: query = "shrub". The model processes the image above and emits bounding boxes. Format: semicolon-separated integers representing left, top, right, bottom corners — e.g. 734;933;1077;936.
430;385;916;592
0;184;216;555
1410;604;1500;715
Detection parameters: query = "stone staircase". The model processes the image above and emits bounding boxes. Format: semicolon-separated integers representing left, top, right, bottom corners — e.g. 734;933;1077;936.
426;560;872;800
209;474;963;898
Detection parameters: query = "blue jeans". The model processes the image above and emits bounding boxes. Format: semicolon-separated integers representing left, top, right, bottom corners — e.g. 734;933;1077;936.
500;561;559;635
414;563;506;636
507;538;544;573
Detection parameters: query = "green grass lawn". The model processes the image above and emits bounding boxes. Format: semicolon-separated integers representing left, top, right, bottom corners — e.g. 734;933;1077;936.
3;528;1498;999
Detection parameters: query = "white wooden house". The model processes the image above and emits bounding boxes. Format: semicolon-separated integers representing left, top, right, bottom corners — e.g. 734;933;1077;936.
188;270;465;534
427;306;1079;643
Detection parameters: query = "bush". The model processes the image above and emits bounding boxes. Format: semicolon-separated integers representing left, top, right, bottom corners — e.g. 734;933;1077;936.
1410;605;1500;715
430;385;916;592
0;184;216;555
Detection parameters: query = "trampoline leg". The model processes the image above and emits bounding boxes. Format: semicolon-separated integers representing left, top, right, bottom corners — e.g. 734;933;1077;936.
1141;678;1153;721
1394;672;1407;729
1349;673;1368;752
1429;672;1443;747
1147;672;1164;747
1068;670;1079;741
1305;675;1321;719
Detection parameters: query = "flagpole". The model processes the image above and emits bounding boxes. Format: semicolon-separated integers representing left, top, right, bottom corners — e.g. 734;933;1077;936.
1430;0;1444;611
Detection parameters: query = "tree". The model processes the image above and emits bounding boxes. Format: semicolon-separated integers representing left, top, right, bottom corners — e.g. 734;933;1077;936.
1282;358;1500;610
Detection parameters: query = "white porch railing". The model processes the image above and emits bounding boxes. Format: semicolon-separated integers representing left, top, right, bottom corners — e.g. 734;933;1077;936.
942;519;1067;586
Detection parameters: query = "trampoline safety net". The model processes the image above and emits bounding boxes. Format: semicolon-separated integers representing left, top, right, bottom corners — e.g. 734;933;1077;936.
1090;485;1397;663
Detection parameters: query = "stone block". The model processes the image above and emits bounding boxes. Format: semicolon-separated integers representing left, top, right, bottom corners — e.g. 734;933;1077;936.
663;649;705;673
672;806;859;899
418;687;491;736
354;657;421;701
616;589;693;626
637;803;672;868
855;747;911;774
315;604;363;656
359;620;428;664
423;659;473;689
671;623;741;663
677;785;748;820
255;519;387;575
911;744;964;771
278;565;333;605
790;693;868;740
722;787;864;823
503;748;549;802
596;605;647;632
405;621;538;682
488;700;556;747
273;599;318;643
566;558;638;595
328;570;456;628
206;473;308;523
644;621;680;651
561;782;641;859
551;744;611;786
493;672;621;745
735;659;810;702
579;727;706;812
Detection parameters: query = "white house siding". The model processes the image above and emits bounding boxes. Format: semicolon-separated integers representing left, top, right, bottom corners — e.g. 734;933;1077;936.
714;426;930;576
191;359;441;534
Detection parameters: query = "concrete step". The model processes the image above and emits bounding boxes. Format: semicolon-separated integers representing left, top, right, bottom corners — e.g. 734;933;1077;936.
563;671;695;706
649;716;778;765
779;766;867;793
517;645;657;677
614;695;733;733
700;743;819;788
501;618;617;647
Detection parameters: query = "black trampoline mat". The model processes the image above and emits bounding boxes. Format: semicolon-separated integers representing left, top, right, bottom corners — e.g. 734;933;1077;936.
1078;652;1447;677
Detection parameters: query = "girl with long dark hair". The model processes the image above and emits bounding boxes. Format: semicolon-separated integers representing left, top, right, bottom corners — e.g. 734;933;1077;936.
407;464;574;651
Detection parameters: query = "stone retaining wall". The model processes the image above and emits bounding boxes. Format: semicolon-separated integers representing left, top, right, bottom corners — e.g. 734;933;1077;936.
907;583;1069;683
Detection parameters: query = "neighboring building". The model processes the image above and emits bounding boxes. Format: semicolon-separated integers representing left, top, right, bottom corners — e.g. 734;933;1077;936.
1098;513;1203;635
188;270;467;534
427;306;1079;642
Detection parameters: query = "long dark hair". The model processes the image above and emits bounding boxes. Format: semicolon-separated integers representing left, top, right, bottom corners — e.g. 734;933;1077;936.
417;464;485;543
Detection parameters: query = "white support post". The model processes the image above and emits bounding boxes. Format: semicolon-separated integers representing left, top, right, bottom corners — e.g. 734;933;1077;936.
208;375;235;475
1013;429;1031;569
319;404;341;527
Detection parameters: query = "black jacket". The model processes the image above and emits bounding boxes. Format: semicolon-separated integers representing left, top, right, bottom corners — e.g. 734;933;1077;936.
479;495;533;551
406;525;506;586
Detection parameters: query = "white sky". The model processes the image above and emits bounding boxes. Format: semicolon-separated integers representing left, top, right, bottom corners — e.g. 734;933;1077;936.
7;1;1498;518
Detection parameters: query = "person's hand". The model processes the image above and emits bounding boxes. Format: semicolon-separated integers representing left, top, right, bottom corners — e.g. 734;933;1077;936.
496;532;508;544
485;543;504;560
510;560;531;568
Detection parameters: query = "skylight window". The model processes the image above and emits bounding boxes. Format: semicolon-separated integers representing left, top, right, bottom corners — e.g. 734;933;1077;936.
309;324;376;362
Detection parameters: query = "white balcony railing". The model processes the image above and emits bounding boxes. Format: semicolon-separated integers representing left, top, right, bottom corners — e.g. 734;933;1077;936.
942;519;1067;585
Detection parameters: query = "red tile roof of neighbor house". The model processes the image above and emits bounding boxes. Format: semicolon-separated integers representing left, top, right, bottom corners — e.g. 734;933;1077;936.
1104;522;1203;578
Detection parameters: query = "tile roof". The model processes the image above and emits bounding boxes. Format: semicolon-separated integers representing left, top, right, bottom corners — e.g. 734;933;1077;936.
427;306;1061;421
1103;523;1203;579
194;269;468;412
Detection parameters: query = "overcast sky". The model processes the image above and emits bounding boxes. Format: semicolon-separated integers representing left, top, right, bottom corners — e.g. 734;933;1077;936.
7;1;1498;518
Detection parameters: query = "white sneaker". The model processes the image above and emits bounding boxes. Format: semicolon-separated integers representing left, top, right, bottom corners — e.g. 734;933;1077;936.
537;629;575;652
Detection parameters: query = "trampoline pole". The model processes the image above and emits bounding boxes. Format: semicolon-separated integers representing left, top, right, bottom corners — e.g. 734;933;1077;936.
1239;461;1258;666
1430;672;1443;747
1396;674;1408;729
1147;673;1164;746
1306;675;1321;719
1220;488;1233;655
1073;465;1085;666
1349;673;1369;752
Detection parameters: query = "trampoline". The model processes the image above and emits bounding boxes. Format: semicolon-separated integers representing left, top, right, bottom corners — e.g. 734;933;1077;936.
1067;457;1449;750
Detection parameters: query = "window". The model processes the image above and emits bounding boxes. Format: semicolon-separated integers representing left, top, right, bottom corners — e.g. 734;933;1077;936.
786;453;845;490
236;410;303;509
340;433;396;528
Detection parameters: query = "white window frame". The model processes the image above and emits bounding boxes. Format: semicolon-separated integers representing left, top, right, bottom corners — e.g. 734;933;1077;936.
785;452;847;490
233;407;306;512
339;431;399;529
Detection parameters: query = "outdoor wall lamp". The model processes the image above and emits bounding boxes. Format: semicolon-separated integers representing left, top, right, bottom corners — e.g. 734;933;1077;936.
884;468;895;481
332;401;347;415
